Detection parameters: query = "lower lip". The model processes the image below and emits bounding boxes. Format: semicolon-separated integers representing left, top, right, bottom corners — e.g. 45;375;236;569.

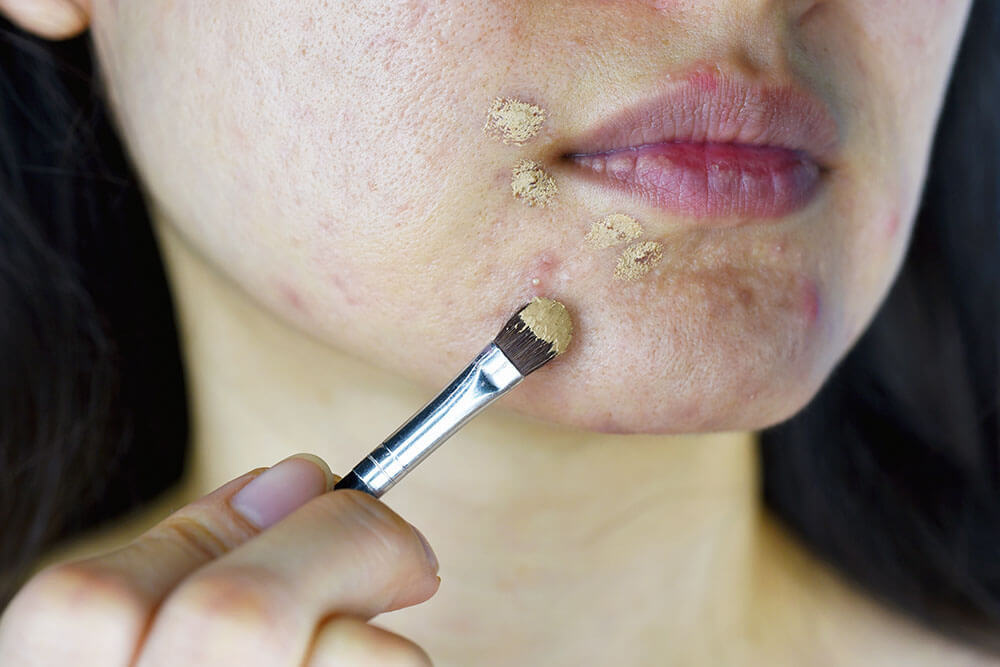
568;142;823;219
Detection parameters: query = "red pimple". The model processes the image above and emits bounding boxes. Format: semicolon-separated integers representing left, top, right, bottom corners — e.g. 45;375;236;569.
277;282;307;314
883;211;901;239
327;271;360;307
800;279;821;328
525;251;561;295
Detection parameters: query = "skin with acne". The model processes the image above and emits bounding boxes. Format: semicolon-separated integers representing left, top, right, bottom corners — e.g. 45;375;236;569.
30;2;978;666
87;0;971;434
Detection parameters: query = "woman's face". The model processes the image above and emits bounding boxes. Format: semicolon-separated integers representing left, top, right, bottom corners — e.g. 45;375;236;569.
89;1;970;433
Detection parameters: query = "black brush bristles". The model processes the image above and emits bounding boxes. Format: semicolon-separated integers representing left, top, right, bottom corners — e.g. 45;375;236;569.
492;304;558;376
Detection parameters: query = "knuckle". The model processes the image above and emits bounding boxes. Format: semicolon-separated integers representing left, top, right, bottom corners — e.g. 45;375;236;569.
327;491;428;569
24;562;148;623
159;565;299;643
150;515;235;561
0;563;147;662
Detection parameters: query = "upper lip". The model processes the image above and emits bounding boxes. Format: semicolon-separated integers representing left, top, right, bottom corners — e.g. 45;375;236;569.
561;67;841;169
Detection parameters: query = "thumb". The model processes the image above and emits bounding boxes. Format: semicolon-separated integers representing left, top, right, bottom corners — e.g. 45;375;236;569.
132;452;340;587
229;453;339;529
57;453;336;611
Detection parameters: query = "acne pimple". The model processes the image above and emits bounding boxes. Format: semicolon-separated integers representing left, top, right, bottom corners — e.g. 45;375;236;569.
511;160;557;206
277;282;307;314
614;241;664;281
525;251;561;294
484;98;547;145
883;211;901;239
585;214;644;249
800;278;821;328
327;270;360;307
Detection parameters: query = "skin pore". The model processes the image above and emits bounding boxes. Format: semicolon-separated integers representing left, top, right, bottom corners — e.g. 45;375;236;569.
20;0;990;663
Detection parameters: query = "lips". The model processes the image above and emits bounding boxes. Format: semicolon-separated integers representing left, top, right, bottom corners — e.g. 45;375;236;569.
562;70;840;220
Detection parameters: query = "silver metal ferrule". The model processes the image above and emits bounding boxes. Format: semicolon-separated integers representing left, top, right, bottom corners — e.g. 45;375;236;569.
339;342;523;498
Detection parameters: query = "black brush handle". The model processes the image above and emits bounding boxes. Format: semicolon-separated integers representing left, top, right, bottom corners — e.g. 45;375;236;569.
333;470;378;496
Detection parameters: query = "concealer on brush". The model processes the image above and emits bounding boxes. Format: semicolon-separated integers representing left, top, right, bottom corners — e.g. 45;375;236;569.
334;297;573;498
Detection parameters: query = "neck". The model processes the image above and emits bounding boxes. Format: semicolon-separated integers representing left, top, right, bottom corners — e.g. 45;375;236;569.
155;215;767;663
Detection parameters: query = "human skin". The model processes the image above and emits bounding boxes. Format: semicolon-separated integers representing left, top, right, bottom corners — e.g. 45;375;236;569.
82;0;971;435
0;1;982;664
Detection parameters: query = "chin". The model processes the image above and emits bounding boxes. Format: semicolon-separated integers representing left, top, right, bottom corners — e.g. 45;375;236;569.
505;365;827;435
499;284;836;435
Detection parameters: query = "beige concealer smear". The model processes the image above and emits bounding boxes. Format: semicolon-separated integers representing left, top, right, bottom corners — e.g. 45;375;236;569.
585;214;644;249
511;160;557;206
518;296;573;355
614;241;664;281
484;98;547;145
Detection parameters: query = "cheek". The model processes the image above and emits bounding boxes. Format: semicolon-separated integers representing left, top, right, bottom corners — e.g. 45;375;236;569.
881;210;902;242
838;189;914;352
525;251;564;295
794;0;968;339
318;7;524;213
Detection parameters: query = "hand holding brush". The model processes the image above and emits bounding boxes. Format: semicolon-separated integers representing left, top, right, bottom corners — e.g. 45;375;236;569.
0;297;572;665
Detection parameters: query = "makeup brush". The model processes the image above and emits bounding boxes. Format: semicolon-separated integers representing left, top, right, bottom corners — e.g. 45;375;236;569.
333;296;573;499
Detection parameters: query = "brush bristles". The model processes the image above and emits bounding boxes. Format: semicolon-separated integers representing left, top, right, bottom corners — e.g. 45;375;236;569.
492;307;558;376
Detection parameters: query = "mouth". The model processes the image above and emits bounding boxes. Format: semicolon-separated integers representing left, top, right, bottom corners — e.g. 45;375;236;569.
561;68;840;221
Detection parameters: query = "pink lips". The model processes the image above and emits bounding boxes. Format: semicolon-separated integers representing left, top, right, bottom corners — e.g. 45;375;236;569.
564;70;840;219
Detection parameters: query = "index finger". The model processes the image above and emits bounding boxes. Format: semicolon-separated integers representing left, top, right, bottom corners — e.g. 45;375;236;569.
136;484;440;665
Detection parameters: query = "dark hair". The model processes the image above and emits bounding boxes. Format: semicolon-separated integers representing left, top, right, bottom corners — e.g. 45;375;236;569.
761;0;1000;650
1;1;998;652
0;22;187;603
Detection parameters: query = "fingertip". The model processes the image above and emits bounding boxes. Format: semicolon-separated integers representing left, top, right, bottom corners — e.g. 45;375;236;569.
283;452;339;491
410;525;438;574
1;0;90;40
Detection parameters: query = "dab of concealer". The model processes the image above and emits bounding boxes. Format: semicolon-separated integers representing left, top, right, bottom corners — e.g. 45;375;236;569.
518;296;573;355
484;98;546;145
511;160;557;206
614;241;664;281
585;214;644;249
